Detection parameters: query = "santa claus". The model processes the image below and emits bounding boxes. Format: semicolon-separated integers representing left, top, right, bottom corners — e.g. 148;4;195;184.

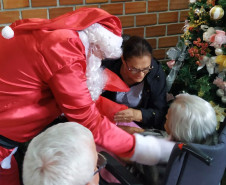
0;7;174;185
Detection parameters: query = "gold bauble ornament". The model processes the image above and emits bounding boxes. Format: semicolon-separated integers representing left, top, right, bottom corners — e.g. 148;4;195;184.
210;5;224;20
216;55;226;71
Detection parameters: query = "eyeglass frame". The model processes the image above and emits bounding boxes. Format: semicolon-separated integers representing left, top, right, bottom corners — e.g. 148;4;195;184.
125;61;153;74
93;153;107;176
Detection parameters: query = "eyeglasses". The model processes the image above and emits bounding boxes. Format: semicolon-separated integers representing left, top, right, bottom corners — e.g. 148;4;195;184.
125;62;153;74
93;153;107;175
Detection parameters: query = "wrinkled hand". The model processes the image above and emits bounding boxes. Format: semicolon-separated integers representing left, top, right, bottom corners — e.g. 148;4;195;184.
114;108;142;123
117;125;144;134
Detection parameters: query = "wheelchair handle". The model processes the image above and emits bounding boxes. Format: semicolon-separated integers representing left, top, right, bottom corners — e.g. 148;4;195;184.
178;143;213;165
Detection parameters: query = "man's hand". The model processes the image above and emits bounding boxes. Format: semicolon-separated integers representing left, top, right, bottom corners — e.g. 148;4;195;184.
114;108;142;123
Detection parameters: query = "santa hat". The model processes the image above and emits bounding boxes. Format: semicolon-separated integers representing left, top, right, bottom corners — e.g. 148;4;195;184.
1;8;122;39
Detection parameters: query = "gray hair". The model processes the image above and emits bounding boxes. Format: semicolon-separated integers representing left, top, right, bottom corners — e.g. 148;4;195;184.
167;94;217;143
23;122;96;185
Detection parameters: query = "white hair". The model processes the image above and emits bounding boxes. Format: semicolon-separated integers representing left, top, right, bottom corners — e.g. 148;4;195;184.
23;122;96;185
167;94;217;143
78;23;123;101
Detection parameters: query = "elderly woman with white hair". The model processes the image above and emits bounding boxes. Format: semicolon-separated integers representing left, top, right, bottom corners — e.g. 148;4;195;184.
23;122;100;185
133;93;218;185
165;93;218;145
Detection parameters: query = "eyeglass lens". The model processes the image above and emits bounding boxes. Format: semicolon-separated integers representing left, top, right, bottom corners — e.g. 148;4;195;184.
93;153;107;175
125;61;152;74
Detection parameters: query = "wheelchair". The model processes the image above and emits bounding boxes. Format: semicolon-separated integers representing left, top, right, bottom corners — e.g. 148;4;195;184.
100;123;226;185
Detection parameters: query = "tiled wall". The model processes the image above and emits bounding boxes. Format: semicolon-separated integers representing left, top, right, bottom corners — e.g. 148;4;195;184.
0;0;189;60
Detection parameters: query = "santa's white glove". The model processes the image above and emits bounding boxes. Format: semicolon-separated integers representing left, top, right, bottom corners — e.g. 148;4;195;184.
130;133;175;165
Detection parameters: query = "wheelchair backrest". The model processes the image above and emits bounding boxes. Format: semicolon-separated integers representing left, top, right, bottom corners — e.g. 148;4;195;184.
163;125;226;185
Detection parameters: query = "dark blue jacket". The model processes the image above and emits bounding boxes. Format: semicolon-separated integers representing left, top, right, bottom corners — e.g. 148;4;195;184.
101;58;167;130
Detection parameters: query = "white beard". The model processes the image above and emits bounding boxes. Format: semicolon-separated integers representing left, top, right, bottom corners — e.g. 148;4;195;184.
86;53;107;101
78;23;122;101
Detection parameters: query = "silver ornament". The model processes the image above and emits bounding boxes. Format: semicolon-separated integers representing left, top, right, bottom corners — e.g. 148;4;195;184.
215;48;223;56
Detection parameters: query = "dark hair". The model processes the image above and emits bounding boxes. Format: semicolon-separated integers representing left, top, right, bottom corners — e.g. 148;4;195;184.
122;36;153;61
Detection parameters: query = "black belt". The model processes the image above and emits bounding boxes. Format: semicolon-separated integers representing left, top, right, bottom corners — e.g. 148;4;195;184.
0;135;20;149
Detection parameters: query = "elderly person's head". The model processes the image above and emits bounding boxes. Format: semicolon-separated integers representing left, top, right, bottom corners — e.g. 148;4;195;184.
164;94;217;144
23;122;100;185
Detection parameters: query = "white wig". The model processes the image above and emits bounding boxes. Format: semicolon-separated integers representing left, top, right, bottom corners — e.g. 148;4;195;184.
23;122;96;185
78;23;123;101
167;94;217;143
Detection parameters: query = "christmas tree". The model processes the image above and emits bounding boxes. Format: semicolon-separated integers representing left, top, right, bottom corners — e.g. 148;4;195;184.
165;0;226;124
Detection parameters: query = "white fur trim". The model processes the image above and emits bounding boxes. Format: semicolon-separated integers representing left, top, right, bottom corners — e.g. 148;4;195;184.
131;134;175;165
0;147;18;169
2;26;14;39
83;23;122;59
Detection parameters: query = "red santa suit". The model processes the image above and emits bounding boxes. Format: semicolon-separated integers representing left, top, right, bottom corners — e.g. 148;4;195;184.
0;7;134;151
0;7;174;185
0;8;134;184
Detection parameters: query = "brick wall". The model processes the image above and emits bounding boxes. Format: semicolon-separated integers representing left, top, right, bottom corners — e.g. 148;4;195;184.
0;0;189;60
